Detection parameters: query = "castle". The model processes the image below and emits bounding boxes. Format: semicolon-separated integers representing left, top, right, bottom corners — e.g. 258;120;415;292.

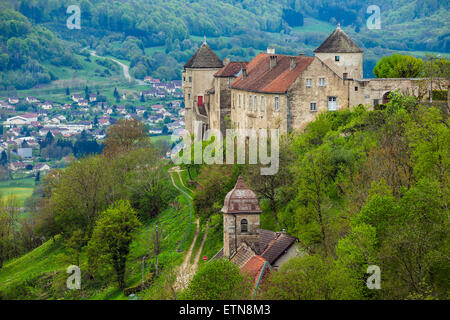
183;26;446;137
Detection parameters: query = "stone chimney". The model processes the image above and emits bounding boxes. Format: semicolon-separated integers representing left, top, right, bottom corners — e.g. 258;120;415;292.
267;47;275;54
223;58;230;66
290;57;297;70
270;55;277;70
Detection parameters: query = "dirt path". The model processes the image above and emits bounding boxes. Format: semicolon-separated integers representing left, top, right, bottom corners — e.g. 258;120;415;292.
192;221;209;272
169;167;209;291
90;50;146;84
174;218;199;291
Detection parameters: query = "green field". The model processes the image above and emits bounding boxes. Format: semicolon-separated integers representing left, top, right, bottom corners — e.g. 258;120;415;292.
292;17;335;34
0;178;35;206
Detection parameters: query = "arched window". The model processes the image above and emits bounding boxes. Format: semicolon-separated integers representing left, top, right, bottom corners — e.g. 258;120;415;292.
241;219;248;233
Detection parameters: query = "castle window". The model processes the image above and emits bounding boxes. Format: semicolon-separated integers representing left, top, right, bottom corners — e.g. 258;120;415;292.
343;73;348;80
261;96;265;112
355;86;358;91
319;78;326;86
239;94;241;108
274;96;280;111
254;95;258;112
189;76;192;83
310;102;317;112
249;94;253;110
241;219;248;233
306;78;312;87
335;56;340;61
188;93;191;100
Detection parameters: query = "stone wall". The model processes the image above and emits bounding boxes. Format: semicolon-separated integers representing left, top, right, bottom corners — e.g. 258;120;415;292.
183;67;221;135
230;89;288;132
287;57;349;132
315;52;363;79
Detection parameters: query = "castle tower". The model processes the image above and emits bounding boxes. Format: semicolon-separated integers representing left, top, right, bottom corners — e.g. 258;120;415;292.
182;41;223;138
314;25;364;79
221;176;262;258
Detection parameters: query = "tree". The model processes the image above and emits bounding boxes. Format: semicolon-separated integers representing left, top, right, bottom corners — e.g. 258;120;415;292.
259;254;330;300
87;200;141;290
0;150;7;166
373;54;424;78
103;119;149;157
180;259;252;300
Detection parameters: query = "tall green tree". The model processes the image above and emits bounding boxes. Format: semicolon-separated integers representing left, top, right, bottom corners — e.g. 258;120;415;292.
180;259;252;300
373;54;424;78
87;200;141;290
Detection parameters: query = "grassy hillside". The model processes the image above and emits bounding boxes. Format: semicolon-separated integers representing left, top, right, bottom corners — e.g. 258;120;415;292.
0;187;200;299
0;163;222;300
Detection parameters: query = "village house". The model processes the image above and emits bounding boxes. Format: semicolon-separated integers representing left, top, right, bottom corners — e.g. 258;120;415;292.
89;93;97;102
8;97;19;105
72;94;83;102
34;163;51;172
26;96;39;103
78;99;89;107
212;177;301;293
42;101;53;110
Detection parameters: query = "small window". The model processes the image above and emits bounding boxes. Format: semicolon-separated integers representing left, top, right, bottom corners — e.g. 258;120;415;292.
183;76;186;82
241;219;248;233
188;93;191;100
355;86;358;91
310;102;317;111
239;94;241;108
254;95;258;112
319;78;326;86
274;96;280;111
261;96;265;112
189;76;192;83
249;94;253;110
335;56;340;61
306;78;312;87
343;73;348;80
373;99;380;106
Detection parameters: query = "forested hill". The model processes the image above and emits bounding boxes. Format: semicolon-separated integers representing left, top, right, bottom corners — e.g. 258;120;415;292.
1;0;449;89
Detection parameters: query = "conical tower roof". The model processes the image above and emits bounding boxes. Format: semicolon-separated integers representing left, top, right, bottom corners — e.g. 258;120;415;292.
314;26;363;53
184;42;224;69
221;176;262;214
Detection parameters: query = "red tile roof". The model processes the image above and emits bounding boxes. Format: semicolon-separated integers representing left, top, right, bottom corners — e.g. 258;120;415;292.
214;62;248;78
230;53;314;93
241;255;269;287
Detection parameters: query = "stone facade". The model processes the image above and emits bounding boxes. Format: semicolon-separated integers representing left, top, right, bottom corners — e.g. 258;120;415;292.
183;67;221;137
184;27;448;136
314;52;363;80
223;212;261;257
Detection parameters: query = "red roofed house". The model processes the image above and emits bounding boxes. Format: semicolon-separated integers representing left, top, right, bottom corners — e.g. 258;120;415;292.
211;176;301;295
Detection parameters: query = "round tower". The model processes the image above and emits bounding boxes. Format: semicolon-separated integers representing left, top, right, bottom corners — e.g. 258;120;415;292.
182;41;223;137
221;176;262;258
314;25;364;79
